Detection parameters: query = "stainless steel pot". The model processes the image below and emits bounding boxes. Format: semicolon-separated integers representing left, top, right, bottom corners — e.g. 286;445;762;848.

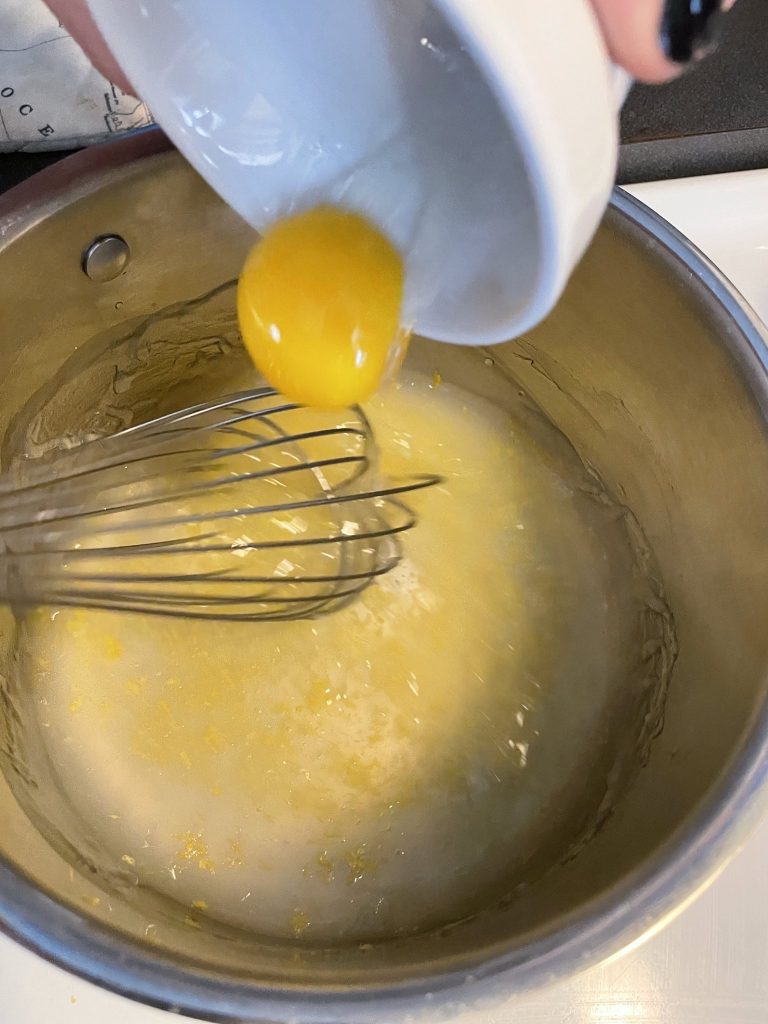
0;131;767;1023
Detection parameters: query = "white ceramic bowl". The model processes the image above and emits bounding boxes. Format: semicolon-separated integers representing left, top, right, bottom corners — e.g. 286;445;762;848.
85;0;623;344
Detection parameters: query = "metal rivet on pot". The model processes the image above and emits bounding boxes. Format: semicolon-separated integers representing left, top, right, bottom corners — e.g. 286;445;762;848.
82;234;130;283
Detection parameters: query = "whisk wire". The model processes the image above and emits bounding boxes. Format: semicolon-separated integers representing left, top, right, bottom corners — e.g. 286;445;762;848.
1;388;439;621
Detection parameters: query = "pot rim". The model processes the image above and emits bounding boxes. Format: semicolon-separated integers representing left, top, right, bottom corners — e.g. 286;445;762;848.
0;131;767;1023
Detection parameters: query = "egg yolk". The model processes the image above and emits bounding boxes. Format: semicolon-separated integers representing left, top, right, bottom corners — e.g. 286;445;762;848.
237;206;405;408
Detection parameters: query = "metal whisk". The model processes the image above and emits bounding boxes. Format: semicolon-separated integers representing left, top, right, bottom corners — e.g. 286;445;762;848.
0;388;439;621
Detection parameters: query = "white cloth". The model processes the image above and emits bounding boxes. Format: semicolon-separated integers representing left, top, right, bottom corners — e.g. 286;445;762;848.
0;0;152;151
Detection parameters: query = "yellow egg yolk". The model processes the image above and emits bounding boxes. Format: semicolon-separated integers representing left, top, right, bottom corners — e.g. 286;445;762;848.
237;206;405;408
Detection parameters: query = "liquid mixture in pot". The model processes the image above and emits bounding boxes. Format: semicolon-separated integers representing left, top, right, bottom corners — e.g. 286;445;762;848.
14;370;673;943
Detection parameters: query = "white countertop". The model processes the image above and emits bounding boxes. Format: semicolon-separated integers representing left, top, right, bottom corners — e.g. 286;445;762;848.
1;170;768;1023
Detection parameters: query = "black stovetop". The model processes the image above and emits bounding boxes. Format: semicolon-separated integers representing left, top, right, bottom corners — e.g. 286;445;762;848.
619;0;768;182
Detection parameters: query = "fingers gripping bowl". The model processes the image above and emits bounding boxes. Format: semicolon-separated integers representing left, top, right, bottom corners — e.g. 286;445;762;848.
0;134;767;1022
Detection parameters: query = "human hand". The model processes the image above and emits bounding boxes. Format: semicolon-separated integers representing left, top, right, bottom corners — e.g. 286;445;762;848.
44;0;737;94
44;0;134;94
589;0;736;82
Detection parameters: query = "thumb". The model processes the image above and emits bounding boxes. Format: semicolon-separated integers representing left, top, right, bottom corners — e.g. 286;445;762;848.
43;0;136;95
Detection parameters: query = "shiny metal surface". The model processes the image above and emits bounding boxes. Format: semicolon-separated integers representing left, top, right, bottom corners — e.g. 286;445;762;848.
81;233;131;283
0;133;767;1023
5;816;768;1023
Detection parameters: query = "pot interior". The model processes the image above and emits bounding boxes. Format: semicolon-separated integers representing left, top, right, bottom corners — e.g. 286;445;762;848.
0;142;766;1002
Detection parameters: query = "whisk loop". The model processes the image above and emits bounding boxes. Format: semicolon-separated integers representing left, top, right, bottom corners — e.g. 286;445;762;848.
0;388;439;621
